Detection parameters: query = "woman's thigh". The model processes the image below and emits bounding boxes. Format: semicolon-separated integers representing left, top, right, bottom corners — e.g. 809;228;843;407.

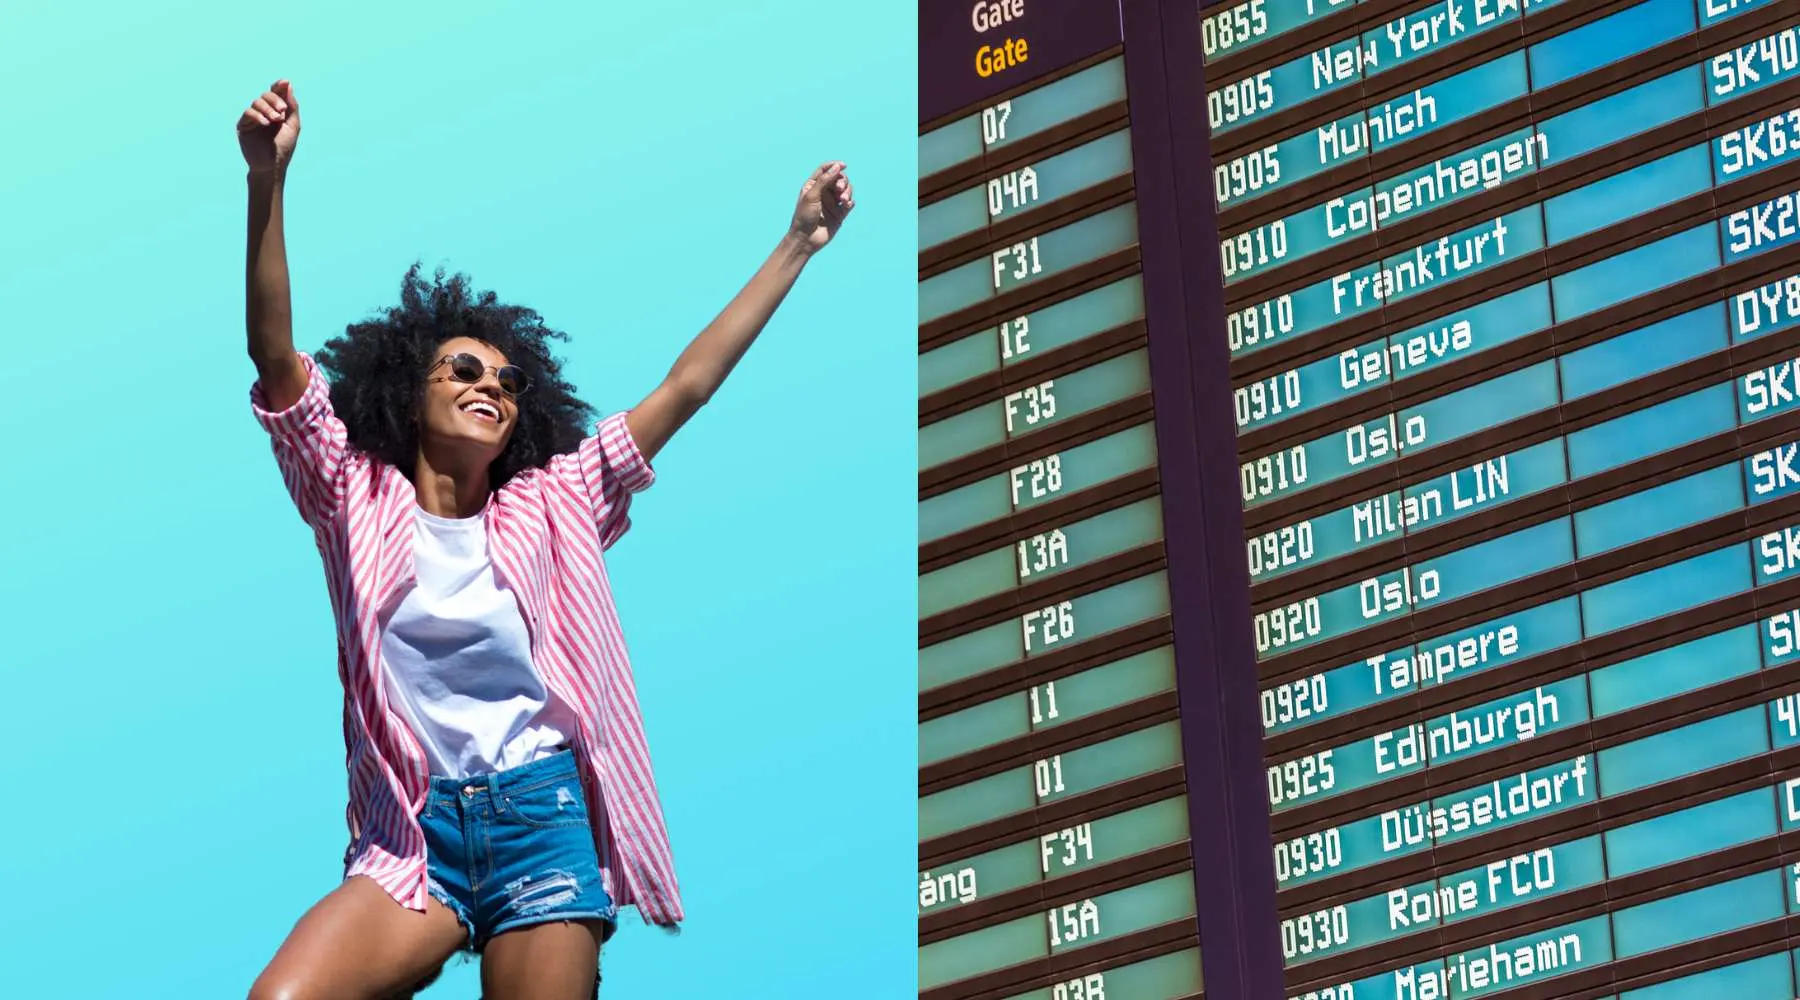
480;920;606;1000
248;875;466;1000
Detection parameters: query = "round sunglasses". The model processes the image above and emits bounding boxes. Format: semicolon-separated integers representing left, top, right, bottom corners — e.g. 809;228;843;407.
428;353;531;396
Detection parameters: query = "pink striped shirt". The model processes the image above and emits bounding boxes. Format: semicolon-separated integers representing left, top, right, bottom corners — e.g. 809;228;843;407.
251;351;682;926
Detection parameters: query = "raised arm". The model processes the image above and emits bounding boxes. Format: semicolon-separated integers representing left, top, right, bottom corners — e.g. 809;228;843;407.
237;79;353;530
625;161;856;461
239;79;306;411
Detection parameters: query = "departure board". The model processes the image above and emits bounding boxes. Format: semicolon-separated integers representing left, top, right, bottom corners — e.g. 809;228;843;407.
1200;0;1800;993
925;0;1800;997
919;2;1231;998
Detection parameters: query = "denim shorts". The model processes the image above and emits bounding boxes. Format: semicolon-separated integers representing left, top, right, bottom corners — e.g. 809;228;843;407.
421;749;618;951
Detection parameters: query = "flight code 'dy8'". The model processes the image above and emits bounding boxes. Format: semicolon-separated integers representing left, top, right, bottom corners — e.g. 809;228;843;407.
1736;273;1800;336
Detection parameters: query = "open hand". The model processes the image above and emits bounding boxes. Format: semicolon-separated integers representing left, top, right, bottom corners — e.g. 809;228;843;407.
237;80;301;175
790;161;854;253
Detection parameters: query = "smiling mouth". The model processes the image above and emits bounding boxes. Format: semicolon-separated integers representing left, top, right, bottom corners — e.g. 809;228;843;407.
460;400;502;424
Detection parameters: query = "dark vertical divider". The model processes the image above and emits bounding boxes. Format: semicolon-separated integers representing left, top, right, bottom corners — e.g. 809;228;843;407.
1122;0;1286;995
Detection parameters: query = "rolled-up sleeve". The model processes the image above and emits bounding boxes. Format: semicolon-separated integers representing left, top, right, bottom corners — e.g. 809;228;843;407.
250;351;351;530
556;411;655;550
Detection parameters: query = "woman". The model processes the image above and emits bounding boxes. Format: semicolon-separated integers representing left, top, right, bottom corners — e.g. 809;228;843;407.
235;79;853;1000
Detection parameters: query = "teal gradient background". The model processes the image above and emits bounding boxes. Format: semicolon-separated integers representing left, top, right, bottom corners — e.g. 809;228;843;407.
0;2;915;996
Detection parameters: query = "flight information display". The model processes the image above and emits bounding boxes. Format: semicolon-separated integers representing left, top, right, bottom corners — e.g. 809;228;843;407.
1202;0;1800;994
918;2;1218;998
927;0;1800;997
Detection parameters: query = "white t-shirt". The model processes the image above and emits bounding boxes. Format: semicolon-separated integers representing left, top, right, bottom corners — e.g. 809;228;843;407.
379;505;576;779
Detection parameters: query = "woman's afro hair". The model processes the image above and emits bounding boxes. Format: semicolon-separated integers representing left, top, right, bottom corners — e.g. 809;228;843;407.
313;263;597;489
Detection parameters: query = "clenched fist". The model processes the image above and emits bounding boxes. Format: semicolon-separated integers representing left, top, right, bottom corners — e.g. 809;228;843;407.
789;161;855;253
237;80;301;175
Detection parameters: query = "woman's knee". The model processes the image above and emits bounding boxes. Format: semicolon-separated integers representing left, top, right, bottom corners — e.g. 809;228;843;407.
248;967;425;1000
245;966;313;1000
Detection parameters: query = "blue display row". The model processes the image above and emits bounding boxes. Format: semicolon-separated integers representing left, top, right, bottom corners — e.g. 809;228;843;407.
1279;769;1800;970
1206;0;1574;137
921;128;1136;255
1242;266;1800;587
1202;0;1340;66
1222;74;1799;289
921;567;1170;695
1212;10;1797;217
921;57;1127;179
1266;585;1800;818
1235;164;1800;440
1250;421;1800;664
1212;0;1781;76
1239;237;1800;515
921;421;1160;548
1205;0;1778;142
1227;93;1800;368
921;203;1139;328
1292;862;1800;999
1274;681;1800;892
1605;949;1800;1000
1258;508;1800;740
